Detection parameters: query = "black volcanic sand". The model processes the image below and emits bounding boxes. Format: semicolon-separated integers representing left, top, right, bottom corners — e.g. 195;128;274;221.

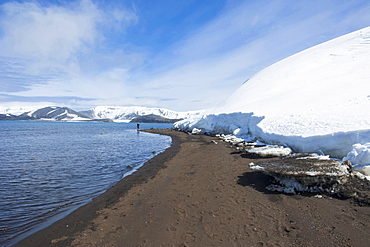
15;129;370;247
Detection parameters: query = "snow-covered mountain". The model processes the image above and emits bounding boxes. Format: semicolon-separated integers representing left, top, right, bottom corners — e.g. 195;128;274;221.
30;107;91;121
0;105;203;122
175;26;370;175
0;106;92;121
82;106;203;122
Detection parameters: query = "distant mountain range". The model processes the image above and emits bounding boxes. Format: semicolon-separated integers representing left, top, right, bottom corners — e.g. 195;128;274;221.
0;106;203;123
81;106;202;122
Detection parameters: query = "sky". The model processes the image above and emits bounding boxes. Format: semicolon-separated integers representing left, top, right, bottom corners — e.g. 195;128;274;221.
0;0;370;111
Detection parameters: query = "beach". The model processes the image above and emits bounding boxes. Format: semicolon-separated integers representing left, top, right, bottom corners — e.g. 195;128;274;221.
16;129;370;246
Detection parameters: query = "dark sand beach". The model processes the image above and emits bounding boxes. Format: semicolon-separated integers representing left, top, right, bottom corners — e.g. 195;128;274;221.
16;129;370;246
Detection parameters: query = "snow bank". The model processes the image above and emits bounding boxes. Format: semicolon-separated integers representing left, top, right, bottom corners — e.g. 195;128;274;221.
174;112;263;136
175;111;370;158
175;26;370;173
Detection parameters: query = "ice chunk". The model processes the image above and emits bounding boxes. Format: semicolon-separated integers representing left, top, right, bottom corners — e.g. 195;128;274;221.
343;143;370;176
245;145;292;157
191;128;202;134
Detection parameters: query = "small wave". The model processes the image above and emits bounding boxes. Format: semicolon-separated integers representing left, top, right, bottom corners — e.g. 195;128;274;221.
0;121;172;245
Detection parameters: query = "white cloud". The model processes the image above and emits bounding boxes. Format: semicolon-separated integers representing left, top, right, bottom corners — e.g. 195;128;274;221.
14;67;131;99
0;0;138;76
0;1;100;66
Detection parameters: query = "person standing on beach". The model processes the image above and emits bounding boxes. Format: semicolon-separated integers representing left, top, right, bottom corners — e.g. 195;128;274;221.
137;123;140;130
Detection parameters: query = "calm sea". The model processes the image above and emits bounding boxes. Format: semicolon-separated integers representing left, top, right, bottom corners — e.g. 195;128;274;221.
0;121;172;245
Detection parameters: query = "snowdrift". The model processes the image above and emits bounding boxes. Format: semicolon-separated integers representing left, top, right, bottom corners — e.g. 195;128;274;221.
175;26;370;174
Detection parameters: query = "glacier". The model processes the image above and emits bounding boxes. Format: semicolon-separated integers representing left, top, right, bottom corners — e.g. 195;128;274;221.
174;26;370;176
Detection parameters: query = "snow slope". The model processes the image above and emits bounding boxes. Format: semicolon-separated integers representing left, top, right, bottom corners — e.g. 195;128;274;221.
175;26;370;174
83;106;203;122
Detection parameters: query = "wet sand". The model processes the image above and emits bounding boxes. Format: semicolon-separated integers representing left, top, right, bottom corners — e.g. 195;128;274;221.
16;129;370;246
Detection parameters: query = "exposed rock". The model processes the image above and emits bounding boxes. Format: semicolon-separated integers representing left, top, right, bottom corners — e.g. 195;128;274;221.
249;154;351;194
248;156;370;206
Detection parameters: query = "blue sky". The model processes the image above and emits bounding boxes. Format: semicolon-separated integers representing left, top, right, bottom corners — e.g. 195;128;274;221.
1;0;370;111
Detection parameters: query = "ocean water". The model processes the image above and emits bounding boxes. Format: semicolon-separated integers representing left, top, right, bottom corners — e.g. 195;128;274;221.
0;121;172;245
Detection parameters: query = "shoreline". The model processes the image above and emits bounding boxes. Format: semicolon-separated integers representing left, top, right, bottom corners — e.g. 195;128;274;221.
15;129;370;246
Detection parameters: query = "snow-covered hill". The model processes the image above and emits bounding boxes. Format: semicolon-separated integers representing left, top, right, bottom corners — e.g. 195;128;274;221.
175;26;370;175
82;106;203;122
